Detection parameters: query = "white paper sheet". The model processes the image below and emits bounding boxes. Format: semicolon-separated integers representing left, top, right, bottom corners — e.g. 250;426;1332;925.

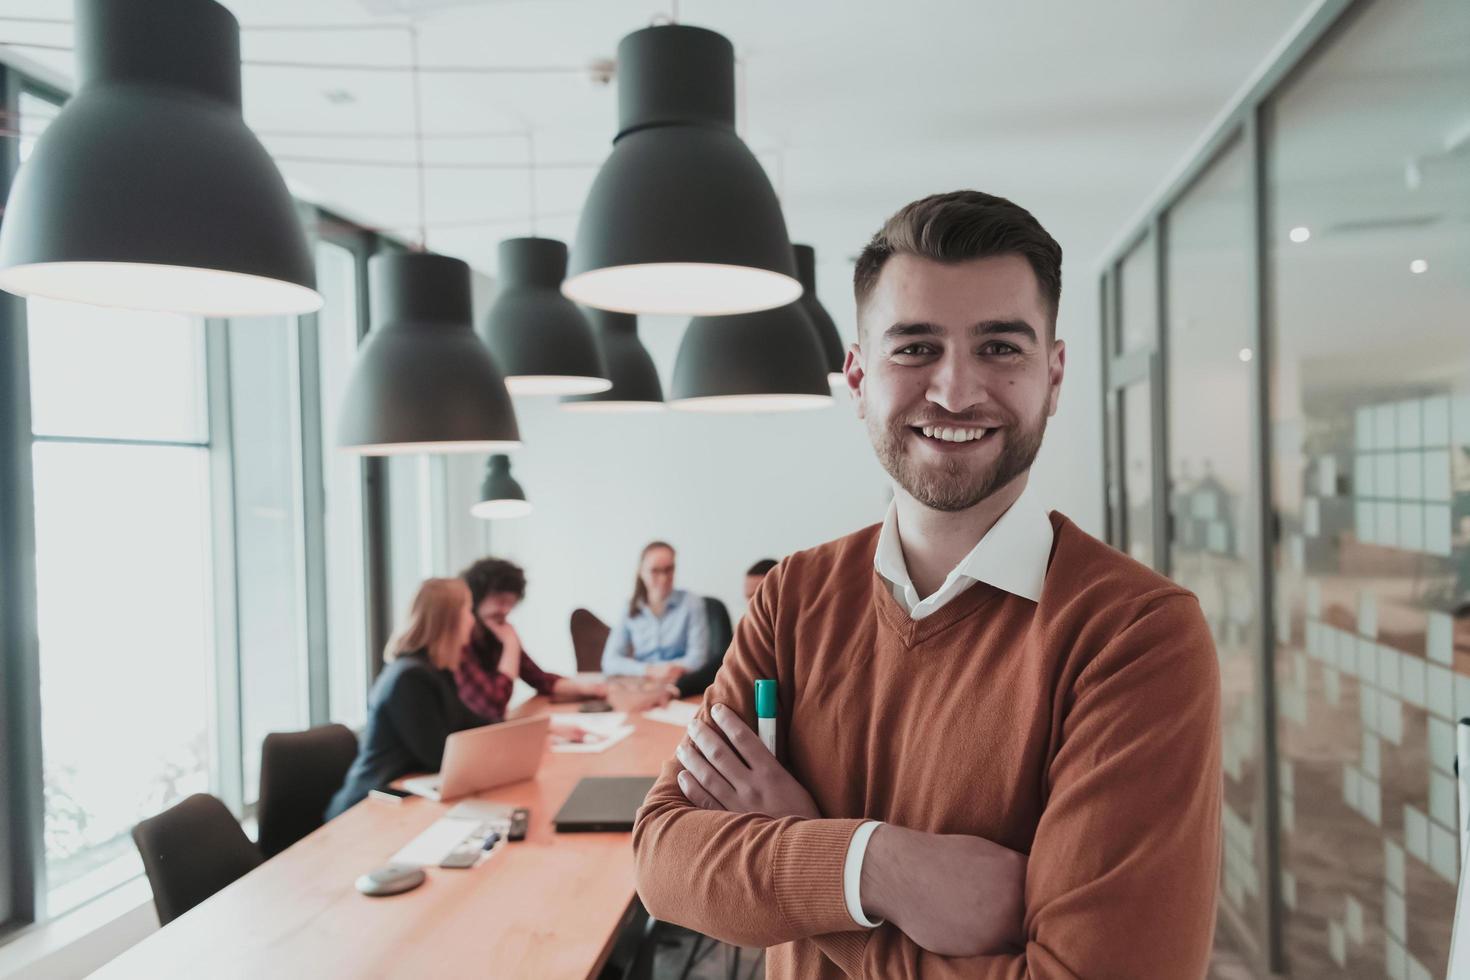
643;701;699;728
550;725;635;753
549;711;629;736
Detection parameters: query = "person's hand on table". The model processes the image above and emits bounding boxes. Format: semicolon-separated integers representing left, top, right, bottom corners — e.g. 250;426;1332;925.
570;677;608;699
645;663;686;684
674;702;820;819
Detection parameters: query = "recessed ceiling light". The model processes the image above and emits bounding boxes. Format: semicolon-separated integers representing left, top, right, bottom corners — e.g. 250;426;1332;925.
1409;259;1428;275
1238;348;1253;363
1289;226;1311;244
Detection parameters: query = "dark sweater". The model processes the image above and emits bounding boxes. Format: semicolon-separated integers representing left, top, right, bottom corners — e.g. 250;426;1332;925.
325;650;486;820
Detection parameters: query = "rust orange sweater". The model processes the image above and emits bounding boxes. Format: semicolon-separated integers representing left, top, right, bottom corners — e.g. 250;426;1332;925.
633;513;1222;979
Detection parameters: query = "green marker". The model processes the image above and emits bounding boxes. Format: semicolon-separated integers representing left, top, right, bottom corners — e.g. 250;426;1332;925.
755;679;778;756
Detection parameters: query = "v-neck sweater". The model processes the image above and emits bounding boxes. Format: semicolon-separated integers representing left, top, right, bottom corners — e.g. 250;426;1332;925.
633;512;1222;979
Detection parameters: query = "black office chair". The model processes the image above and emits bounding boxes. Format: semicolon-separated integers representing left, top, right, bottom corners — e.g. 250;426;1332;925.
703;596;733;663
256;723;359;858
132;793;263;926
675;596;734;699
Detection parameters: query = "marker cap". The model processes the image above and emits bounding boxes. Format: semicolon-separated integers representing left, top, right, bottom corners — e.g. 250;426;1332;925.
755;678;777;718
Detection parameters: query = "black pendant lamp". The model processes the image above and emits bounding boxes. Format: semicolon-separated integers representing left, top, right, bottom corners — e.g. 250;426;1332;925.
0;0;319;316
483;238;611;396
562;25;801;316
470;455;531;520
338;253;520;455
794;245;847;385
670;305;832;412
561;309;664;412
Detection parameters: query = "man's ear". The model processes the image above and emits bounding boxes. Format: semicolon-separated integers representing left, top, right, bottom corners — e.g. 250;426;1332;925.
1046;338;1066;417
844;345;865;418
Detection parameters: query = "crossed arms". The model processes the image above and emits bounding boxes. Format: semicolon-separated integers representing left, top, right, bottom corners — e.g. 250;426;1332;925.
630;571;1223;979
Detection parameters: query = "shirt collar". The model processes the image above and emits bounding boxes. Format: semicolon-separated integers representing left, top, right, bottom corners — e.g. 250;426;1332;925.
640;589;685;615
873;479;1053;604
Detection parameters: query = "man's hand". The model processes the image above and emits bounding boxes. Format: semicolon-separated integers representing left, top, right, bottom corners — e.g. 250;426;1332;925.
860;823;1027;957
484;619;522;677
674;702;820;819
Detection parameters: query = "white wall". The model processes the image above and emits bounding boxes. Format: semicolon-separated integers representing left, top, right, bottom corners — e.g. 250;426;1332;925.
441;256;1104;678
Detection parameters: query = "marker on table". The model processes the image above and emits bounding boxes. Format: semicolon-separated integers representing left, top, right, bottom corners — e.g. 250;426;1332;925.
755;679;778;757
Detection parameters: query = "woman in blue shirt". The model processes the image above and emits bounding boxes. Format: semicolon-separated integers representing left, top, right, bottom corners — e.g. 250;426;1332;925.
602;540;708;683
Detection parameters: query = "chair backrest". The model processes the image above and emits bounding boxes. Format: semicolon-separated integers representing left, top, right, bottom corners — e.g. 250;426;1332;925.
704;596;733;663
570;607;611;673
256;723;359;858
131;793;262;926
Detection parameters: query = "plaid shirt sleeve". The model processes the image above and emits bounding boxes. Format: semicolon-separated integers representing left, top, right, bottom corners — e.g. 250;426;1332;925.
517;650;562;698
454;645;515;723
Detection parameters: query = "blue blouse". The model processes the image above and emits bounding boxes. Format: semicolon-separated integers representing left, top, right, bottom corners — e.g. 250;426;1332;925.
601;589;709;676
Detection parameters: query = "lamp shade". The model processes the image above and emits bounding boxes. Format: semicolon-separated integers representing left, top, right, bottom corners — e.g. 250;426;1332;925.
562;25;801;317
794;244;846;383
670;305;832;412
338;252;520;455
561;309;664;412
483;238;611;396
0;0;320;316
470;455;531;520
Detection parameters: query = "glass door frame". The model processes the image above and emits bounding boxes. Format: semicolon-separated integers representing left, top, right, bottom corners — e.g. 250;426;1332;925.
1096;0;1366;972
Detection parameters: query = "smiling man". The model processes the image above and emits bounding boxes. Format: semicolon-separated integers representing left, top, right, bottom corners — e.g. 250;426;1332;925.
633;191;1222;978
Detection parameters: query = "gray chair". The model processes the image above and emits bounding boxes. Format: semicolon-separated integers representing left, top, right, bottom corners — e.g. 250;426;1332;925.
132;793;262;925
256;723;359;858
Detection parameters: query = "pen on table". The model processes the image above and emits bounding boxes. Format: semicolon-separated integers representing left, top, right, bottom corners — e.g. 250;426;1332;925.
755;678;777;757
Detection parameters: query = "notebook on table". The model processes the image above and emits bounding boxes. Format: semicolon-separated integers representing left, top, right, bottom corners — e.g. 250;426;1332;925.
552;776;658;833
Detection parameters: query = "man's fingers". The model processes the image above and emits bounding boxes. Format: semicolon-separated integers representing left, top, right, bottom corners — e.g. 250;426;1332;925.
709;703;770;766
687;717;751;779
677;769;724;810
676;737;738;805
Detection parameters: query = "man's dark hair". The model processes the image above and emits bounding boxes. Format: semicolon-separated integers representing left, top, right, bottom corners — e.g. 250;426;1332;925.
852;190;1063;336
746;558;778;577
461;557;526;606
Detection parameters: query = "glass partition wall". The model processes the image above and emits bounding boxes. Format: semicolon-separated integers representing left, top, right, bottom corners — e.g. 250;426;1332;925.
1099;0;1470;974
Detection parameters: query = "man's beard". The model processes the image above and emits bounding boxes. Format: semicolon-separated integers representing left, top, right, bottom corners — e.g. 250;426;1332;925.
869;404;1047;512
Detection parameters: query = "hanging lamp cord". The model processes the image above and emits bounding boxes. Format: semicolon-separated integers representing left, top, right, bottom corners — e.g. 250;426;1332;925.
408;22;428;251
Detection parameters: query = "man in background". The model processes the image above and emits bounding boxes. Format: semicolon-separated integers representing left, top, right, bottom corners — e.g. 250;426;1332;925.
457;557;605;722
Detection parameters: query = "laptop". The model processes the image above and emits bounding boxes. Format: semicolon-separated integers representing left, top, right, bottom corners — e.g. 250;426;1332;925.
553;776;658;833
401;715;551;802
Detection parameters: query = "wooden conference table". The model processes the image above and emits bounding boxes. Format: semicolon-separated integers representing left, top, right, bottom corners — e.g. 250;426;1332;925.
95;697;687;979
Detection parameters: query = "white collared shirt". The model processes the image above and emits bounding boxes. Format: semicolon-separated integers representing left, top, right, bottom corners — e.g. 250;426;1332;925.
843;479;1055;927
873;478;1053;617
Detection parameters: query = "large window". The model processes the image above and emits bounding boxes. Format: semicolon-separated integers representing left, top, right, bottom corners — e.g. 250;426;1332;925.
27;300;215;917
0;77;401;931
228;318;310;805
316;241;371;729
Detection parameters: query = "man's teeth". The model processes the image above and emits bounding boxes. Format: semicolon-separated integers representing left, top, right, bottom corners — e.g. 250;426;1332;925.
919;425;990;443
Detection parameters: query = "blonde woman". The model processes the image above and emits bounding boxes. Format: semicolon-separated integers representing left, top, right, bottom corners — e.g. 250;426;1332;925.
326;578;483;819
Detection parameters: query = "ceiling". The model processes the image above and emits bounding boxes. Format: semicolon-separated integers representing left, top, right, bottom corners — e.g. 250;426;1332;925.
0;0;1319;337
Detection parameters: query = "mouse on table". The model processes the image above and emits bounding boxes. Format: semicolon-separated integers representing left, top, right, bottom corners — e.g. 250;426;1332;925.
355;864;426;897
